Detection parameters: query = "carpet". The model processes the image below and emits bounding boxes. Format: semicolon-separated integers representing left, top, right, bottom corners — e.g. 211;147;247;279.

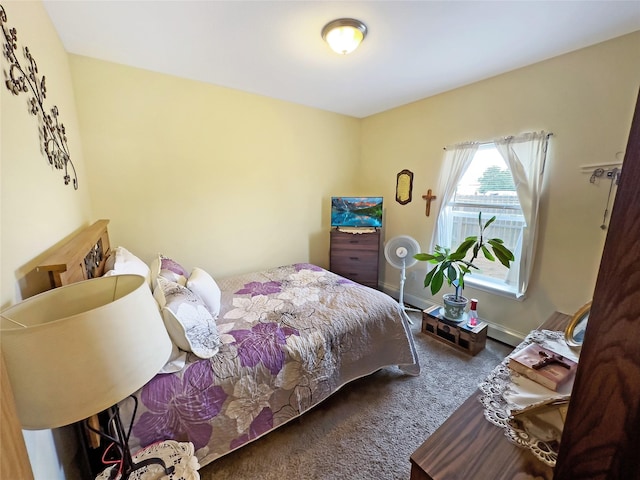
197;311;512;480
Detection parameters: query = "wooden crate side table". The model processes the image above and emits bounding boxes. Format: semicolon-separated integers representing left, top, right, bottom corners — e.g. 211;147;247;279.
422;305;487;355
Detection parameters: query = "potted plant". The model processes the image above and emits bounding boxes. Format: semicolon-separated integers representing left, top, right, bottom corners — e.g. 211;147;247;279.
413;212;515;321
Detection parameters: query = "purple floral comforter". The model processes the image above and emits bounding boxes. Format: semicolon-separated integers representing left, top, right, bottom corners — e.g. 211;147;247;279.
121;263;419;468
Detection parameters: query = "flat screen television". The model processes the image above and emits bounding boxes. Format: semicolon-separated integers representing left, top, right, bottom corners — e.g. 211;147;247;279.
331;197;383;228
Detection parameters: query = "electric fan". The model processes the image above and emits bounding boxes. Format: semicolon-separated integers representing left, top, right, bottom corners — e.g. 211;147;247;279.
384;235;421;324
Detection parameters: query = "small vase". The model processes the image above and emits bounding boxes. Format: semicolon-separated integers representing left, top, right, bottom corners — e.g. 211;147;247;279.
442;293;468;321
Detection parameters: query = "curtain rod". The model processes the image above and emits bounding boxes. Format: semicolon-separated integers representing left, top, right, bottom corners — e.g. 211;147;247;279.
443;132;553;150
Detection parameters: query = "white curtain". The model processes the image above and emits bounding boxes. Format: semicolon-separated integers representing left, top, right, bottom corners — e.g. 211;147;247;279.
431;132;549;299
494;131;550;298
430;143;479;251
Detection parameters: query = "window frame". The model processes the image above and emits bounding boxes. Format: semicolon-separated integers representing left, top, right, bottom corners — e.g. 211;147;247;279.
431;132;550;301
444;143;524;299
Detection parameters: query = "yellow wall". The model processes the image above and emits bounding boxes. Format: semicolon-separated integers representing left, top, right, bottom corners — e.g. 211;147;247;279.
0;1;92;478
362;31;640;340
69;56;361;278
0;1;92;308
2;0;639;476
70;31;640;343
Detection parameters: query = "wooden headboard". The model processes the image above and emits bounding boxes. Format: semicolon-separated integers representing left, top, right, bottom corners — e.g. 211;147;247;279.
36;219;111;289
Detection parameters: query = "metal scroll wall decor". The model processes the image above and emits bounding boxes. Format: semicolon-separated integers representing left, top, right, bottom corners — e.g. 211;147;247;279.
0;4;78;189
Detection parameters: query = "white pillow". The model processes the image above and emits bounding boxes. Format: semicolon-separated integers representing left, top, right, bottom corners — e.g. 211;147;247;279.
153;283;168;308
186;267;221;318
150;254;190;287
103;246;151;287
158;277;221;359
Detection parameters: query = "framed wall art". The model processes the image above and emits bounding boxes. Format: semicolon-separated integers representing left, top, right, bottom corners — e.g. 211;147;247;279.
395;169;413;205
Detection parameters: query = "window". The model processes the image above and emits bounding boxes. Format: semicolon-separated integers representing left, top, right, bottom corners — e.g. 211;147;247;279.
432;132;550;299
450;145;524;285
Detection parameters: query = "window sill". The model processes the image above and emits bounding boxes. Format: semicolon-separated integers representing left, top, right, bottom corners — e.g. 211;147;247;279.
464;276;524;301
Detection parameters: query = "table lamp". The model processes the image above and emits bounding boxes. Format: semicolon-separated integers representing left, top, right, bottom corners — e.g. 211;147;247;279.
1;274;174;479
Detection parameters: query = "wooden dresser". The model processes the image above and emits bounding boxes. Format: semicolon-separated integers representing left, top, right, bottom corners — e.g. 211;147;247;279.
410;311;570;480
329;229;380;288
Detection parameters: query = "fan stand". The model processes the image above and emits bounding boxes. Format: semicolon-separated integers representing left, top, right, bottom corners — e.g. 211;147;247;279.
384;235;421;326
398;258;420;324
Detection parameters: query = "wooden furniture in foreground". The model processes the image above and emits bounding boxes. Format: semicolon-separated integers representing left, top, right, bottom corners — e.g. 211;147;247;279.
1;350;34;480
329;229;380;288
410;311;570;480
422;305;488;355
555;90;640;478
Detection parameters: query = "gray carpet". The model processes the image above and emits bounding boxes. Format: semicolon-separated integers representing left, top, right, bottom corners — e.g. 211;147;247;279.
198;311;512;480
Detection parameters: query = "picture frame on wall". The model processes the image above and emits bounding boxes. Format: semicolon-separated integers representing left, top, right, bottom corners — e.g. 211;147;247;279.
396;169;413;205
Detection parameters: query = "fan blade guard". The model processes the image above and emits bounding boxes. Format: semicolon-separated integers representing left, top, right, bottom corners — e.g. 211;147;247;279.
384;235;421;270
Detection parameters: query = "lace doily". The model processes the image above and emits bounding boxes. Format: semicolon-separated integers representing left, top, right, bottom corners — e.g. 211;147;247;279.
478;330;579;467
96;440;200;480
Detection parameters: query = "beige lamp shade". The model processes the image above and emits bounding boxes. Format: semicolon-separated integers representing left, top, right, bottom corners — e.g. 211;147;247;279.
0;274;172;430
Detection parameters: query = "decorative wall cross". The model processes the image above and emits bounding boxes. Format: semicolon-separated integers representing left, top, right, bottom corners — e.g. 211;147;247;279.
421;189;437;216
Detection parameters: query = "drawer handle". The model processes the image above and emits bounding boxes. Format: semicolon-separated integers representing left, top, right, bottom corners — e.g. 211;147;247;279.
349;256;359;260
349;240;359;244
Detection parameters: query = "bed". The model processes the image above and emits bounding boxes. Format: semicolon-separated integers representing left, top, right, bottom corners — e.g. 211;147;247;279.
35;220;420;471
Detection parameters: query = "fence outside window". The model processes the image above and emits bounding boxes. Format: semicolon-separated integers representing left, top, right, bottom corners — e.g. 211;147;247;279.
449;194;524;280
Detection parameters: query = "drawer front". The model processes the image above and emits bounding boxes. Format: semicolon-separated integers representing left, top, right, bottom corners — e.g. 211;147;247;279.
330;258;378;278
330;248;378;265
330;253;378;284
330;231;379;252
331;267;378;287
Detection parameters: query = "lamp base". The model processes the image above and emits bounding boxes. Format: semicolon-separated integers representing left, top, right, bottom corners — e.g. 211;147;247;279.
86;397;175;480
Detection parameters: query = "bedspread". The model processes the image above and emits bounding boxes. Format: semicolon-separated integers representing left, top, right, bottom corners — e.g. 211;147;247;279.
120;263;419;468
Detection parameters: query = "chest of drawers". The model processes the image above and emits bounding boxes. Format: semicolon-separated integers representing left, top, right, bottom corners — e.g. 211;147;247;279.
329;229;380;288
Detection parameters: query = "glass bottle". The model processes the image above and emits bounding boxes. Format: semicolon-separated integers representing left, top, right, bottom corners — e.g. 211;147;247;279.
468;299;479;327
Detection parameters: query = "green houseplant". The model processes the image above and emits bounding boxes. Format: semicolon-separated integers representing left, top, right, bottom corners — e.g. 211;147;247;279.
413;212;515;321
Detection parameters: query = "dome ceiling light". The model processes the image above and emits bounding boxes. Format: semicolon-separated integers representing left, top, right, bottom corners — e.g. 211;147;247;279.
321;18;367;55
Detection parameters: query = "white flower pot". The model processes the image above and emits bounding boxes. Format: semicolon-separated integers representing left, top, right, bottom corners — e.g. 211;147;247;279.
442;293;468;321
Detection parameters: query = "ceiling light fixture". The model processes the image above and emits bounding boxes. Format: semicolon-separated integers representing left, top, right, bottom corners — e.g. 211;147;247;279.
321;18;367;55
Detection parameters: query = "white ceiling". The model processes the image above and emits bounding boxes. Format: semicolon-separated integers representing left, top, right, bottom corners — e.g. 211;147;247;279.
43;1;640;118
